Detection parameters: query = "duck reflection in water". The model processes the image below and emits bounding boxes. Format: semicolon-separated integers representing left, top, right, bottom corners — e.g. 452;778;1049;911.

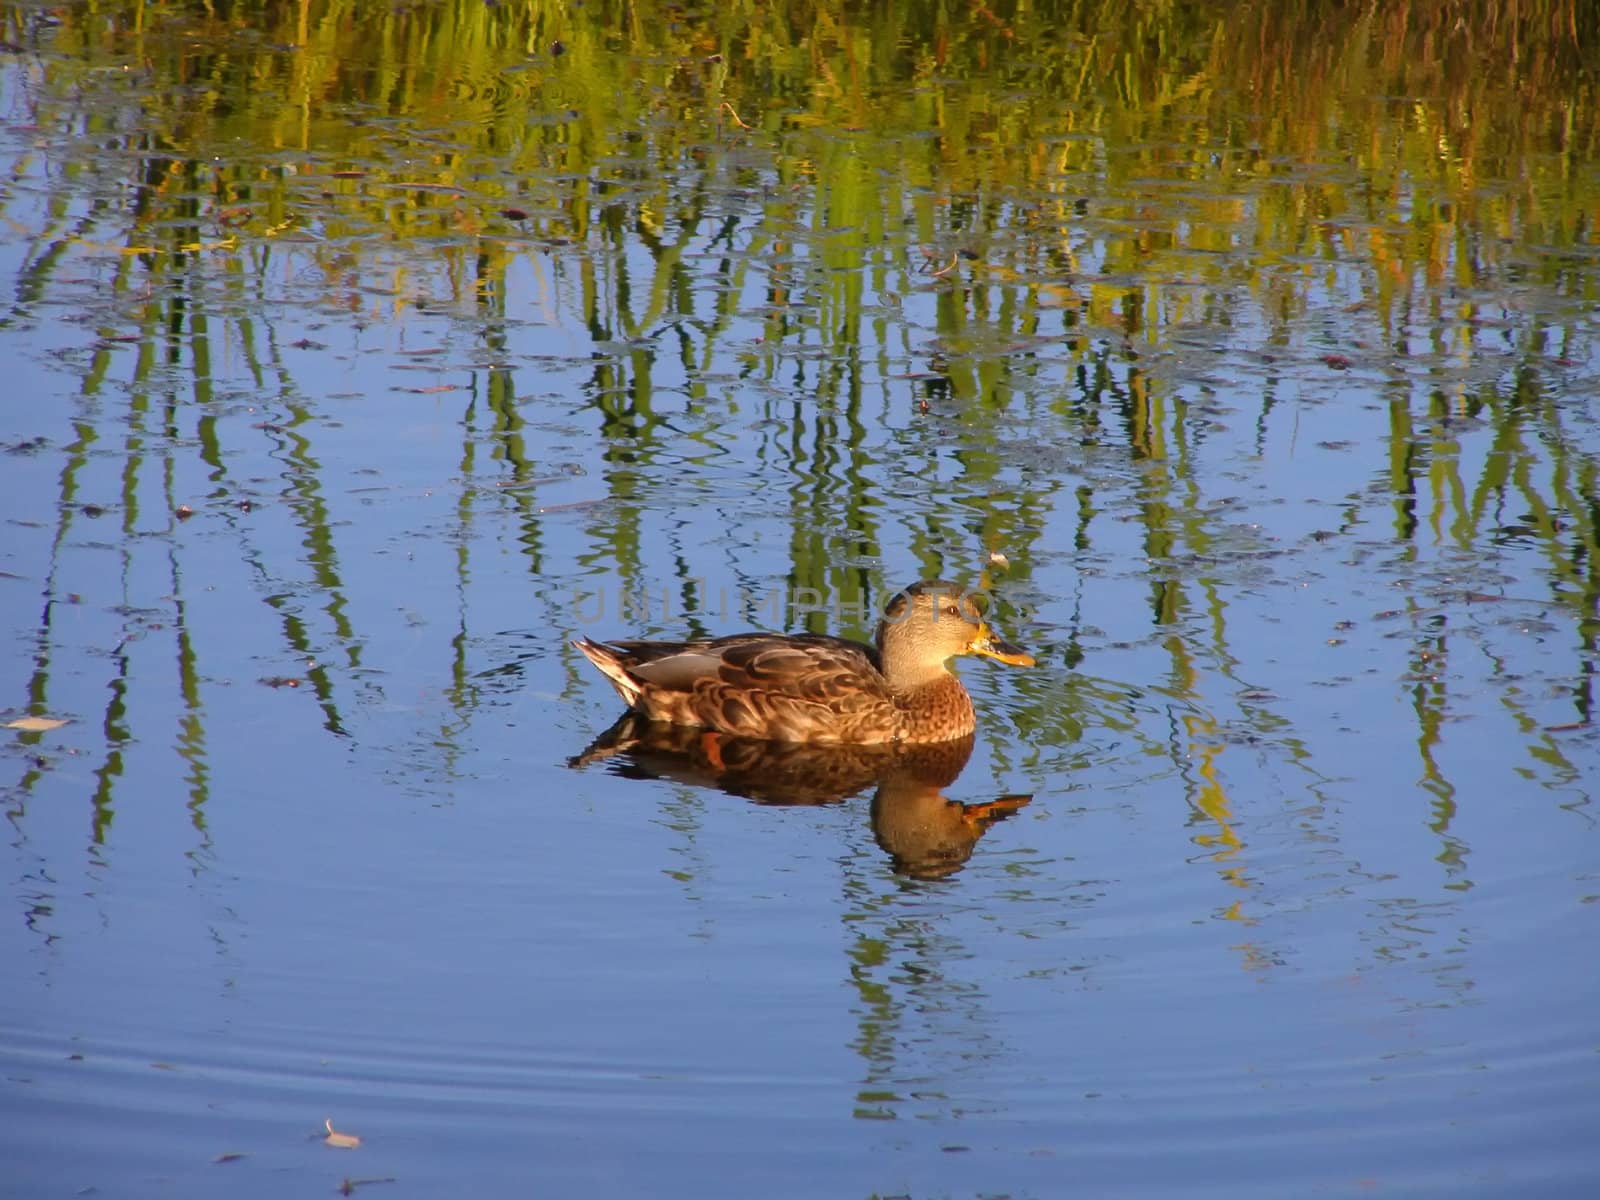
571;716;1030;880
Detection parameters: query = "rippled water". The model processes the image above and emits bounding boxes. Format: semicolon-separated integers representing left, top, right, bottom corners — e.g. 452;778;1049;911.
3;3;1599;1197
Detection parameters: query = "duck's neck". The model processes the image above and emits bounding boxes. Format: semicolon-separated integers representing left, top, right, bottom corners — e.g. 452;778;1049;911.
878;644;955;692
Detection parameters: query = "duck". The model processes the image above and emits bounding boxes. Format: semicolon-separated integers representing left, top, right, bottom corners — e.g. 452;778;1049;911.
573;579;1034;744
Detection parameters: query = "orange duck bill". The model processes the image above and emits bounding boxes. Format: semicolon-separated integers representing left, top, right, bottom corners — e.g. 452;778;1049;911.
967;625;1036;667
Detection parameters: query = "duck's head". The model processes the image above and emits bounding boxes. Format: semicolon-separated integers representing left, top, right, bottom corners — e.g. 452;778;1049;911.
875;580;1035;684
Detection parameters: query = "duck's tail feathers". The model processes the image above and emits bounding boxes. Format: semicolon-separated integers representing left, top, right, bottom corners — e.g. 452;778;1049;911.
574;638;645;707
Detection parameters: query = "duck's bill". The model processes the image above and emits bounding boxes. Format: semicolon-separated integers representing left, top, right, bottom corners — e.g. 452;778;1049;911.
970;628;1036;667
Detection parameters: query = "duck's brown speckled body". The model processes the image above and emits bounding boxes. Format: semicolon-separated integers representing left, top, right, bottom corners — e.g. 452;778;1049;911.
575;580;1033;745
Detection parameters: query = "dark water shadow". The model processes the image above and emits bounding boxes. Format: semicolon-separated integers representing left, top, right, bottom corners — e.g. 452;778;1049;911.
570;716;1030;879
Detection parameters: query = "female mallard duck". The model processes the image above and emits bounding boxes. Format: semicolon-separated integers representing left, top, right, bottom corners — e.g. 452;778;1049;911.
574;580;1034;744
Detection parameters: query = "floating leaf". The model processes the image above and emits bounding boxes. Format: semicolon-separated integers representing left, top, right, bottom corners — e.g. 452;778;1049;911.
5;716;68;731
324;1118;361;1149
536;498;606;514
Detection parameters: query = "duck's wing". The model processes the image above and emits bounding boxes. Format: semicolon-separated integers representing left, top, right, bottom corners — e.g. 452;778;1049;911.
698;635;898;741
579;633;896;742
707;634;884;701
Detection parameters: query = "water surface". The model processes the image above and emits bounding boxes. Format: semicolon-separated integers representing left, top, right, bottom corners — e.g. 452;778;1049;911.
2;2;1598;1196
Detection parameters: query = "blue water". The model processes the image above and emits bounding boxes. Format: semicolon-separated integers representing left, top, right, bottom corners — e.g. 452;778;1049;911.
3;25;1599;1200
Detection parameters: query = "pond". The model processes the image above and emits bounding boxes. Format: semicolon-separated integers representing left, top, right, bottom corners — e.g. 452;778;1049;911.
2;2;1598;1196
